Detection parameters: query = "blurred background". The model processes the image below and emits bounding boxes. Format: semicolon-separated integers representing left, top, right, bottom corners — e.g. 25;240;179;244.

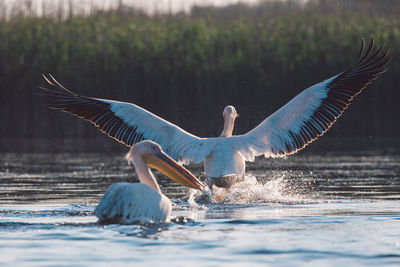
0;0;399;153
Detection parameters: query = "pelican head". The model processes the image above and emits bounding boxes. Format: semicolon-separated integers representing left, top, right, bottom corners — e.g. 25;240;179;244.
220;105;238;137
223;105;239;119
126;140;204;191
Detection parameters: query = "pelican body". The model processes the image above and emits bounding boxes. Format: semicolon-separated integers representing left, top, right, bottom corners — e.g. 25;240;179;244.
41;38;390;188
94;140;204;224
204;107;245;187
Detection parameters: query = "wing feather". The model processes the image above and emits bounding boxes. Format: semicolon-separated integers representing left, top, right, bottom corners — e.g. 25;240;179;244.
39;76;211;163
234;37;391;160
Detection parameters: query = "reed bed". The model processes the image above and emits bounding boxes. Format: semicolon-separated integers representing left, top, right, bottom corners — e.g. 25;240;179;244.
1;0;399;151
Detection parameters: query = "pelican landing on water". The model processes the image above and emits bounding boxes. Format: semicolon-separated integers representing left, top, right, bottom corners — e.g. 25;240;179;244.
95;140;204;224
40;37;390;188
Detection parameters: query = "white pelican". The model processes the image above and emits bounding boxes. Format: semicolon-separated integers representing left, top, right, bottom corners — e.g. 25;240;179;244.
40;37;390;188
94;140;204;224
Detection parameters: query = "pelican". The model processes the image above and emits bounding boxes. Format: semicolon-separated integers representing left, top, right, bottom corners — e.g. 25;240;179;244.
94;140;204;224
40;37;390;188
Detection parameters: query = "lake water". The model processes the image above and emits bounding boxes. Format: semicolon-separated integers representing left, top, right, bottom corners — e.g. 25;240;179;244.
1;151;400;266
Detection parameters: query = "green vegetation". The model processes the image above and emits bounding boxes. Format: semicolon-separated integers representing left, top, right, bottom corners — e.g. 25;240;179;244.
1;0;399;152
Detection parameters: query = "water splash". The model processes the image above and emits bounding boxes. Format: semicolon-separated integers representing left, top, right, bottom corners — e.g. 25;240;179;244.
190;173;310;205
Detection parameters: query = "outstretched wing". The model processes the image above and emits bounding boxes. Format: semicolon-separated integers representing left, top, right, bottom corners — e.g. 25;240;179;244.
39;75;212;163
233;37;391;161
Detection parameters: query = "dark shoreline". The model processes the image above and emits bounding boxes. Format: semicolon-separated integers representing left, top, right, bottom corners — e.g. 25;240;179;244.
1;136;399;154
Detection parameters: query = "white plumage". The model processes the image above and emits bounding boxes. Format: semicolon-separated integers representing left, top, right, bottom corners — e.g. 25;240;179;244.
94;140;204;224
41;37;390;188
95;182;172;223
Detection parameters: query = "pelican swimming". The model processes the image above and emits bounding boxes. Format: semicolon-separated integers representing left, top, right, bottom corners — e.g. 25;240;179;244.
94;140;204;224
40;37;390;188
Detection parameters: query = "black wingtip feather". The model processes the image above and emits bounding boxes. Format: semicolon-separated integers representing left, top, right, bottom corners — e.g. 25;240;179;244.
280;36;390;156
39;75;136;148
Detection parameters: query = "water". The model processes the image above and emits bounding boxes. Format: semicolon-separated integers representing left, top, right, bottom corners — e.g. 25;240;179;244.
1;151;400;266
